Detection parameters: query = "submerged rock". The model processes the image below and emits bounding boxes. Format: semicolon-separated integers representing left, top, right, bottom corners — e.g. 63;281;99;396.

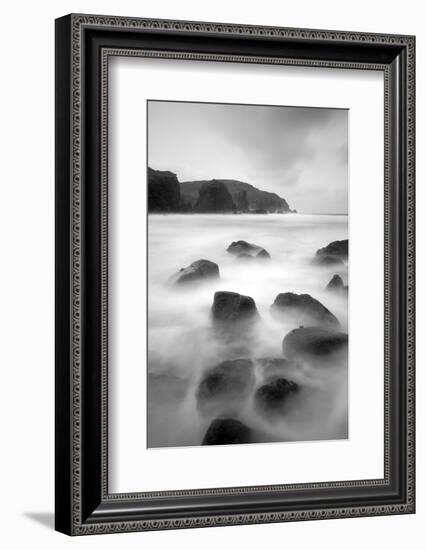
256;248;271;259
325;274;344;292
196;358;255;415
270;292;339;328
236;253;256;261
171;259;219;285
316;239;348;260
282;326;348;362
211;292;261;355
211;291;260;323
255;377;299;414
202;418;252;445
227;240;270;259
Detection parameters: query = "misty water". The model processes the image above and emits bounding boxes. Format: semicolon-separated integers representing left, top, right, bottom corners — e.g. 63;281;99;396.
147;214;348;448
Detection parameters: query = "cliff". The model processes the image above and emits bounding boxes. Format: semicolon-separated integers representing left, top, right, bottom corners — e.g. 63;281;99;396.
180;179;291;213
147;168;181;212
194;180;236;213
147;168;293;213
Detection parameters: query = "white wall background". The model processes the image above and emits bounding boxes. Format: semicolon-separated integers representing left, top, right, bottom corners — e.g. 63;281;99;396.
0;0;422;548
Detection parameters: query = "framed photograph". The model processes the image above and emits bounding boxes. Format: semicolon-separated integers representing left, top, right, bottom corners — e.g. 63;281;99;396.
55;14;415;535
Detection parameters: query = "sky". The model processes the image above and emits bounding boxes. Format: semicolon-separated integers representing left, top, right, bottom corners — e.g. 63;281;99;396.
148;100;348;214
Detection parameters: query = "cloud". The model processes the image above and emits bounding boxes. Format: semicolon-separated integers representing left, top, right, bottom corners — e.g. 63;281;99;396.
148;100;348;213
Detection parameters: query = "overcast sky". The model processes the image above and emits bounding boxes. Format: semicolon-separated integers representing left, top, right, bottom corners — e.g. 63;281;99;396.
148;100;348;214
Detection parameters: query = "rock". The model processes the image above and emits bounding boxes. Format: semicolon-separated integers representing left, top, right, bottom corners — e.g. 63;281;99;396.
194;180;236;213
256;248;271;259
282;327;348;361
325;274;344;292
313;255;344;266
147;167;181;212
202;418;252;445
270;292;339;328
196;358;255;415
316;239;348;260
211;291;260;323
227;240;270;259
211;292;260;353
255;377;299;414
171;259;219;285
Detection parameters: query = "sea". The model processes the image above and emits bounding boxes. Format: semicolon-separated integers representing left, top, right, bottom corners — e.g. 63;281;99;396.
147;213;349;448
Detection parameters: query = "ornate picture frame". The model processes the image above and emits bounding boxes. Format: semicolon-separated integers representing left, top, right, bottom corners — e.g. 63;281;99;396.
55;13;415;535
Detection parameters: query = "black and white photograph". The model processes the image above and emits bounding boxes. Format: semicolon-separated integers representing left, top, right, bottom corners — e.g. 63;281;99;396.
51;9;415;539
147;100;349;448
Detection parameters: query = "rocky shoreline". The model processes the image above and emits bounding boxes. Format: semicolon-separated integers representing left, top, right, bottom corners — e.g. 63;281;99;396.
148;237;349;447
148;167;296;214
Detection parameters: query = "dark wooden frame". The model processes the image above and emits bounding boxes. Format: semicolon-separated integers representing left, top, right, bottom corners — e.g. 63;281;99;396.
55;13;415;535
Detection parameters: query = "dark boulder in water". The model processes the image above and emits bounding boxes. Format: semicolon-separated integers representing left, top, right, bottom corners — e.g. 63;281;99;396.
196;358;255;415
313;254;344;266
171;259;220;285
255;377;299;414
256;248;271;259
211;291;260;323
202;418;252;445
325;274;344;292
270;292;339;328
282;326;348;362
316;239;348;260
227;240;270;259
